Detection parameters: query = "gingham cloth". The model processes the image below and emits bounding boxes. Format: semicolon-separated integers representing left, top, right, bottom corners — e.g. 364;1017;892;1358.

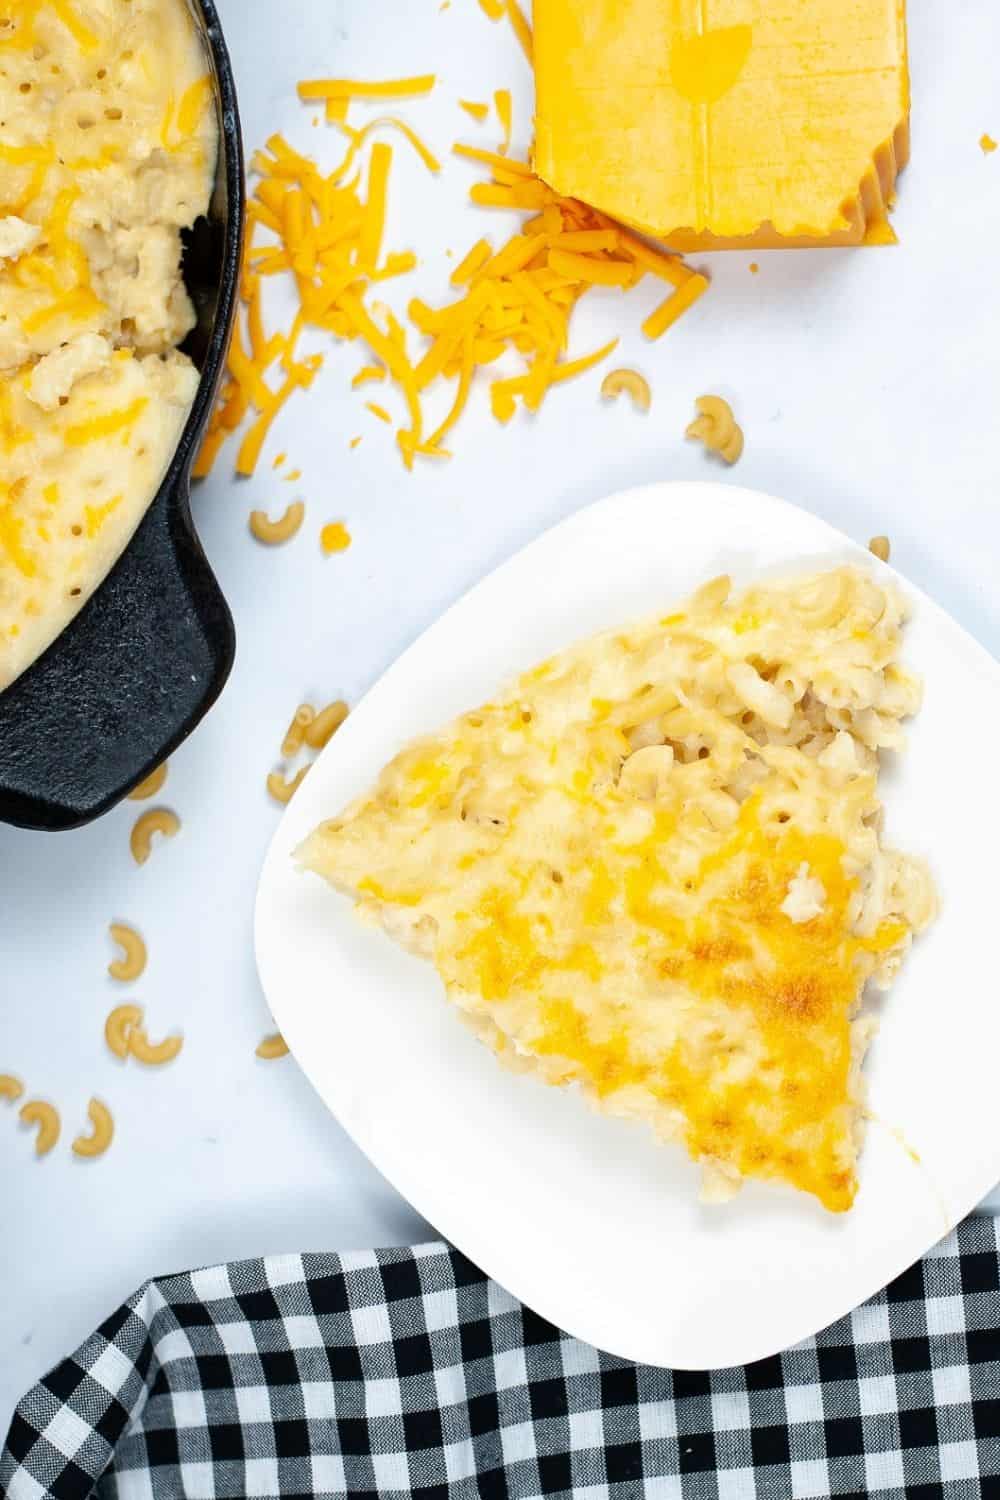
3;1218;1000;1500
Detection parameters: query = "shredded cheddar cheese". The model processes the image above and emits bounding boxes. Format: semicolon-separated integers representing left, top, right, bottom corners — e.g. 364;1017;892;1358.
506;0;533;62
64;396;149;447
297;75;436;102
494;89;513;155
475;0;533;62
195;75;709;475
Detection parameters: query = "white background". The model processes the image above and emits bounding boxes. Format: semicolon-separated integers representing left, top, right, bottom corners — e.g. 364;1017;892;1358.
3;0;1000;1417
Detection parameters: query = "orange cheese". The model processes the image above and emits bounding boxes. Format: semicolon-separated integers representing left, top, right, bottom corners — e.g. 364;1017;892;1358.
533;0;911;250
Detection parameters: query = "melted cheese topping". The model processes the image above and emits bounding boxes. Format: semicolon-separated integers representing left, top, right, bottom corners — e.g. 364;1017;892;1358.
301;568;937;1213
0;0;217;690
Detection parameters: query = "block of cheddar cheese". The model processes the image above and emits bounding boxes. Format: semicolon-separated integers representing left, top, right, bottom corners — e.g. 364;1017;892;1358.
533;0;911;250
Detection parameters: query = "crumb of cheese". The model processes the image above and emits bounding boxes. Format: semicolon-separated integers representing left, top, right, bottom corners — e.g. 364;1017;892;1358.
320;522;351;555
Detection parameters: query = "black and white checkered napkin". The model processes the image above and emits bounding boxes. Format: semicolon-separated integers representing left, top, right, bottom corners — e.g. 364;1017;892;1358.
4;1216;1000;1500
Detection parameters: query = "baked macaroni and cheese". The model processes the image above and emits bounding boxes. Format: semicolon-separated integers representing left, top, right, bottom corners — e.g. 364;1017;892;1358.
300;568;936;1213
0;0;218;690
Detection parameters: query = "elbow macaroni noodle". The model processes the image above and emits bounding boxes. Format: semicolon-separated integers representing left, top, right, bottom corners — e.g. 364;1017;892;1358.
130;808;181;865
305;699;350;750
72;1099;114;1159
282;704;316;758
249;501;306;545
256;1033;290;1060
268;767;310;805
128;763;169;802
600;368;652;412
105;1005;182;1065
128;1025;184;1067
268;699;350;809
19;1100;60;1157
105;1004;143;1060
686;395;744;464
869;535;891;563
108;923;147;982
0;1074;24;1102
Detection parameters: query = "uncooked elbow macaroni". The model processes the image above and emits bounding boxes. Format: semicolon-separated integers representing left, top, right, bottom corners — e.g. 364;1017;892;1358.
131;808;181;865
19;1100;60;1157
128;1026;184;1067
72;1099;114;1159
283;704;316;758
268;767;309;805
305;700;350;750
0;1074;24;1102
108;923;147;982
256;1034;290;1060
600;368;652;412
105;1005;181;1065
249;501;305;545
105;1004;143;1060
129;763;169;802
686;395;743;464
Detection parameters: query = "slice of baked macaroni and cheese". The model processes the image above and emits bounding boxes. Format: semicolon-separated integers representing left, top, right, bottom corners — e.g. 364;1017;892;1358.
300;568;936;1212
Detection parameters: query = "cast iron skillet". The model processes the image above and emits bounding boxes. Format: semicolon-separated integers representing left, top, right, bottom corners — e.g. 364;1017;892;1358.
0;0;244;832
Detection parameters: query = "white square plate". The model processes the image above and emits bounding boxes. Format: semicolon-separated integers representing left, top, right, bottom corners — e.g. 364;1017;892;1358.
255;481;1000;1368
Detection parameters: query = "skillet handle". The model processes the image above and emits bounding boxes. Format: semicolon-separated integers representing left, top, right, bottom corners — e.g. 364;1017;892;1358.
0;466;235;832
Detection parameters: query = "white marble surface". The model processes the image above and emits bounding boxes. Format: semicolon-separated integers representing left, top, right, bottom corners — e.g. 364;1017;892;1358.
3;0;1000;1420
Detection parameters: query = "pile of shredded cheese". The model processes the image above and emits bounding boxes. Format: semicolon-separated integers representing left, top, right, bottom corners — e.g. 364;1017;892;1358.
194;75;438;478
196;52;710;476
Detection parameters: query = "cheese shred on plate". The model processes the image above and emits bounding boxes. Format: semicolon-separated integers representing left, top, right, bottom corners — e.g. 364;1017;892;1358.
196;67;708;476
300;568;938;1214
